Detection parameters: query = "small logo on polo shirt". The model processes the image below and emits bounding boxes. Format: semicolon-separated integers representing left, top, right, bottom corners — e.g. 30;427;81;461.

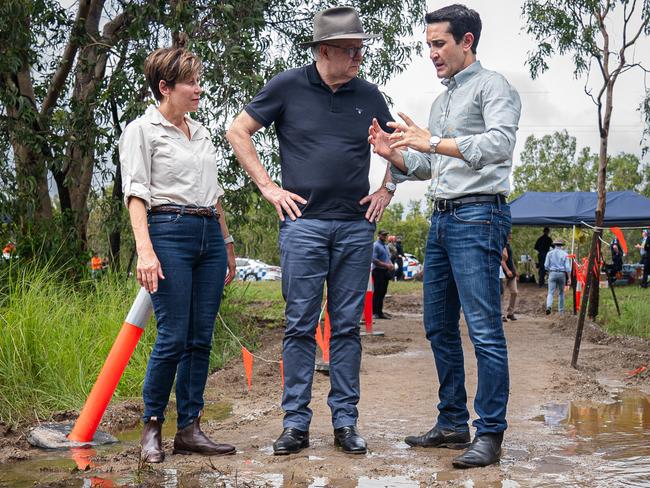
355;107;363;114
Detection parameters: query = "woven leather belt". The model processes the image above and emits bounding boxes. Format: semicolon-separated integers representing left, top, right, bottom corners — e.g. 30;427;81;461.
434;194;506;212
150;205;218;218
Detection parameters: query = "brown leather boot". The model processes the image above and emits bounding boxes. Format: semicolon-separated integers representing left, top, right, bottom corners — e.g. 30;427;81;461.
173;416;236;456
141;417;164;463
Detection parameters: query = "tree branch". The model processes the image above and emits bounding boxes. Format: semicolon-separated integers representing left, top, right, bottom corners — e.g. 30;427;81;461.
41;0;92;116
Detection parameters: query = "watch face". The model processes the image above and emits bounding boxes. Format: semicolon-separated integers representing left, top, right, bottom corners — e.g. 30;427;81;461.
385;182;396;193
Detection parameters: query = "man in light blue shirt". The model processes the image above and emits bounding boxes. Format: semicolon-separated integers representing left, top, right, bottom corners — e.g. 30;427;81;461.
369;4;521;469
544;239;572;314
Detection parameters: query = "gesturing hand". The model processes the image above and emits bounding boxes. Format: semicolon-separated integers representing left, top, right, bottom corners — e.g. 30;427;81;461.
387;112;431;153
368;118;397;160
260;183;307;221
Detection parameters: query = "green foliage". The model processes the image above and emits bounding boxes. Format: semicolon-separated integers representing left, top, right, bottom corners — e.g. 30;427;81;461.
568;285;650;339
380;200;430;262
513;131;596;196
514;130;647;197
0;263;266;426
0;0;427;262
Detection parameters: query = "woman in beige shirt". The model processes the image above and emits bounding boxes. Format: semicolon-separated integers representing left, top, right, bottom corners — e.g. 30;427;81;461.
119;47;236;463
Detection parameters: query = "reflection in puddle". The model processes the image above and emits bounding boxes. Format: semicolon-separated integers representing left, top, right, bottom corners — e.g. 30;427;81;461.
115;401;232;443
536;391;650;486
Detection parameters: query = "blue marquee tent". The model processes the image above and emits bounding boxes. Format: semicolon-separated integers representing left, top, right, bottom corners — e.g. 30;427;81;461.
510;191;650;227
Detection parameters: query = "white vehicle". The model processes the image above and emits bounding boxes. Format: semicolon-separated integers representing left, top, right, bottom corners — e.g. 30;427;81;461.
402;253;422;280
235;258;282;282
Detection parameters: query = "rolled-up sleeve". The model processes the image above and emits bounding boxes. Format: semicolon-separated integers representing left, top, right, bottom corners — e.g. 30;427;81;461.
119;122;152;208
389;150;433;183
455;75;521;170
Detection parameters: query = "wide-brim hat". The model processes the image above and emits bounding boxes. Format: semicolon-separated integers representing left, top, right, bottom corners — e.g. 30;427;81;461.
298;6;380;48
553;238;565;246
378;230;389;236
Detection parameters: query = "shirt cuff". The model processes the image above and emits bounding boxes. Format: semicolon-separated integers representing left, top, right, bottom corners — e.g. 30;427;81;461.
123;180;151;208
455;135;483;169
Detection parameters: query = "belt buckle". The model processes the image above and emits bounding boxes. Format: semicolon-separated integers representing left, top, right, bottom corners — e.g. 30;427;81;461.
438;199;448;212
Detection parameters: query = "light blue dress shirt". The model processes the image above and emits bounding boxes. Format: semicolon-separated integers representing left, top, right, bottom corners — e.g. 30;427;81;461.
544;247;572;273
390;61;522;200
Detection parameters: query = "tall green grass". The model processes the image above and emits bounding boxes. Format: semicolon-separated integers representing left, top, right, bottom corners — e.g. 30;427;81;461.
0;263;261;426
588;286;650;338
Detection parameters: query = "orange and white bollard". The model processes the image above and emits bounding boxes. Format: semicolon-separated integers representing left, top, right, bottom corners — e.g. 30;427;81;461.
67;288;153;443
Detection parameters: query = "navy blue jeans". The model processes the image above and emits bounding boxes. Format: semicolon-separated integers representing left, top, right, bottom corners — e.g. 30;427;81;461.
279;218;375;430
423;202;511;436
142;212;226;429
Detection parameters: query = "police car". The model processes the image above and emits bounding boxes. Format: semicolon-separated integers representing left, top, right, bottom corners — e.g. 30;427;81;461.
235;258;282;282
402;253;422;280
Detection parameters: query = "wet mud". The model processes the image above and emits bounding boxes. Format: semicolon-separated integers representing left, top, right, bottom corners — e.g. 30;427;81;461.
2;284;650;487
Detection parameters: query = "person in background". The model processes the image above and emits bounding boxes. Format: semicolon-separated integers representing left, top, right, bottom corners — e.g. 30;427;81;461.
120;46;237;463
535;227;553;287
501;233;518;321
387;235;399;280
395;236;405;281
635;229;647;265
544;238;572;314
372;230;393;319
641;231;650;288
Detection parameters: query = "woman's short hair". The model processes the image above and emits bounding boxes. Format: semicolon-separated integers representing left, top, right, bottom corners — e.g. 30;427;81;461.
144;47;202;101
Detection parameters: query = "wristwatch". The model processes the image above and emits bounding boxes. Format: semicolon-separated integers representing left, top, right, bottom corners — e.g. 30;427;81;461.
223;235;235;245
429;135;442;154
384;182;397;194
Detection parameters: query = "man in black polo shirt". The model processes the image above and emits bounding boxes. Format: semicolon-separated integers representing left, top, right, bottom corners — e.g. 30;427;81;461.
226;6;394;456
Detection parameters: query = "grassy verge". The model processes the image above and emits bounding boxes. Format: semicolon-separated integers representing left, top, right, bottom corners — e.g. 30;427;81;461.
0;265;271;426
566;285;650;339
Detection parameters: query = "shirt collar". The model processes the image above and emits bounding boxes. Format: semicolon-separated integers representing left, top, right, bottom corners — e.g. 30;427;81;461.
307;62;358;92
144;105;202;139
442;60;482;89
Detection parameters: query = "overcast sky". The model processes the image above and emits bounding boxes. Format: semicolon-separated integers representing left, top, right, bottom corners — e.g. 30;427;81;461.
372;0;650;207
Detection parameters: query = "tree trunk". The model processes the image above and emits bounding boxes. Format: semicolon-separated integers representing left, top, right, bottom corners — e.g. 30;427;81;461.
55;0;111;248
2;67;53;224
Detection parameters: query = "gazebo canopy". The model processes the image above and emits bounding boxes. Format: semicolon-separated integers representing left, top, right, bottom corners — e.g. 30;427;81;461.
510;191;650;227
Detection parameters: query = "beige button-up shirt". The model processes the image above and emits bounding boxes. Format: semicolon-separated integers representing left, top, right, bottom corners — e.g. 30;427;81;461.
119;105;224;209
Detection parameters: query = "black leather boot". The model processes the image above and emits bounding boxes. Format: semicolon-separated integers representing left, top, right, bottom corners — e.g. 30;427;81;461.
404;425;470;449
452;432;503;469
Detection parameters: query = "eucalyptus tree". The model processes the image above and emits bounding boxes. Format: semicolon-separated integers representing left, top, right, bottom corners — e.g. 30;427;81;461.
523;0;649;365
0;0;426;265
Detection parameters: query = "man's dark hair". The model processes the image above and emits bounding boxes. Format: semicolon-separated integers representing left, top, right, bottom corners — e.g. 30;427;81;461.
543;227;550;233
425;4;481;54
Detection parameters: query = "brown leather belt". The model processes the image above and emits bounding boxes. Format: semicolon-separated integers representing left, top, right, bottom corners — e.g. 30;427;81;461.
150;205;218;218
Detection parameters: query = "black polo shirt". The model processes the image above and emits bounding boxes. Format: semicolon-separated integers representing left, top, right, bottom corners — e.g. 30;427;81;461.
245;63;393;220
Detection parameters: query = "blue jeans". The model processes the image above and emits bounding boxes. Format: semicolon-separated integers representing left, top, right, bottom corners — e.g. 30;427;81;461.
142;211;227;429
546;271;567;312
423;202;511;436
279;218;375;430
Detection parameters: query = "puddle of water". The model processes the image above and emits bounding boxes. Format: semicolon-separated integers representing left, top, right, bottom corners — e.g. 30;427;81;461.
116;401;232;443
0;402;232;488
534;390;650;486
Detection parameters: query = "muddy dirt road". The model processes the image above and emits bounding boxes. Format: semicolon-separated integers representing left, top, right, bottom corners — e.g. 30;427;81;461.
2;284;650;487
